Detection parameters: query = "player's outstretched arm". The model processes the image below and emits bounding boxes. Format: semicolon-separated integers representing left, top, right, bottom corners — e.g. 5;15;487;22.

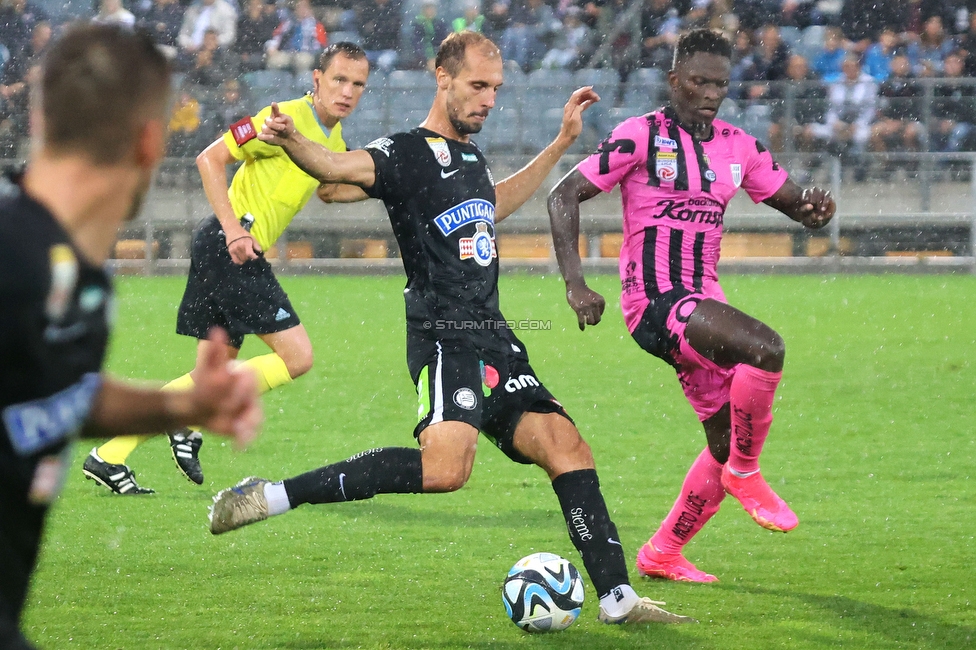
258;103;376;188
494;86;599;222
763;178;835;229
547;167;606;331
316;182;370;204
83;329;262;449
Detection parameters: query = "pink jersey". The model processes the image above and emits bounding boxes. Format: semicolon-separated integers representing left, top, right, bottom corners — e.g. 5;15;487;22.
577;108;788;332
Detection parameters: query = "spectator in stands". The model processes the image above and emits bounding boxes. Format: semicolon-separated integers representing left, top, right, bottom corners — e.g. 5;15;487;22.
839;0;906;49
359;0;402;73
907;14;956;76
903;0;957;35
500;0;559;73
205;77;250;139
235;0;277;72
588;0;641;76
780;0;823;30
267;0;327;73
453;1;486;33
639;0;681;71
734;0;782;31
185;27;239;91
931;51;976;152
768;53;828;153
179;0;238;53
539;5;591;70
809;54;878;167
168;87;206;157
959;10;976;76
94;0;136;27
483;0;511;43
811;26;847;82
862;27;900;82
410;0;449;71
0;0;47;57
741;23;790;83
0;17;47;154
139;0;185;60
870;53;924;156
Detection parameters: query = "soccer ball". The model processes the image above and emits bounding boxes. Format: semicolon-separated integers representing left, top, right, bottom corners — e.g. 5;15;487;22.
502;552;584;632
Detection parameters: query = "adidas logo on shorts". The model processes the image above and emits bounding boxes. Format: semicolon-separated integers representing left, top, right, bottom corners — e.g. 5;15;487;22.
275;308;290;321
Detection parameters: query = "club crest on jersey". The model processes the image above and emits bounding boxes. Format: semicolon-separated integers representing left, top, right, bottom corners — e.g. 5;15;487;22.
459;222;497;267
433;198;495;236
704;169;717;182
426;137;452;167
656;151;678;182
730;164;742;187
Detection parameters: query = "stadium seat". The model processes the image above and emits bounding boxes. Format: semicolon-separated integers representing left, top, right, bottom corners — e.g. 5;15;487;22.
243;70;296;112
497;234;551;258
521;69;576;152
340;238;389;258
623;68;664;112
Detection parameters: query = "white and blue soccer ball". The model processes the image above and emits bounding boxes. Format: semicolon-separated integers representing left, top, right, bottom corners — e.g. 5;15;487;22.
502;552;584;633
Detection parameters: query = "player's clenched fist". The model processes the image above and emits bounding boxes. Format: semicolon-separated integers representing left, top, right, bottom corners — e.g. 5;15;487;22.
797;187;834;229
566;281;606;331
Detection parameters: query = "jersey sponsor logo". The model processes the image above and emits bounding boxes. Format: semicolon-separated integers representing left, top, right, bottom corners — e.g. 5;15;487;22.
461;152;478;162
433;198;495;236
654;135;678;149
365;137;394;157
3;373;102;456
459;222;497;267
426;137;452;167
730;164;742;187
45;244;78;321
440;168;458;179
230;117;257;146
651;198;725;226
504;373;540;393
453;388;477;410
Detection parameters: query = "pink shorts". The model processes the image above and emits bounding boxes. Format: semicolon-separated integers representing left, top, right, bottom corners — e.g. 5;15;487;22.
630;290;736;422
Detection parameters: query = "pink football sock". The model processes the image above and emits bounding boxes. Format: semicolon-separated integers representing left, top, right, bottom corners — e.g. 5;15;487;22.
650;447;725;555
728;365;782;475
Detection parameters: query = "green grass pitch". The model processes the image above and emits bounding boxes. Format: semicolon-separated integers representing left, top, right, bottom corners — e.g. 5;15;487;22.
23;273;976;649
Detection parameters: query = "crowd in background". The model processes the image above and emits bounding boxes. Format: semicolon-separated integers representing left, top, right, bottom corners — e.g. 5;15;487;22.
2;0;976;161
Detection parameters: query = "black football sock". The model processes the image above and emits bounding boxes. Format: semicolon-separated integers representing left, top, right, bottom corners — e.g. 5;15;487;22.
551;468;630;599
283;447;423;506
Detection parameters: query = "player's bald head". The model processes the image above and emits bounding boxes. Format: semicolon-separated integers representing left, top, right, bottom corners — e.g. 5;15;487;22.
36;23;171;165
435;31;500;78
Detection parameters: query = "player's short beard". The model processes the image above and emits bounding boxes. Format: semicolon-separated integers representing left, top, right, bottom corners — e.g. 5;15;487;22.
449;112;483;135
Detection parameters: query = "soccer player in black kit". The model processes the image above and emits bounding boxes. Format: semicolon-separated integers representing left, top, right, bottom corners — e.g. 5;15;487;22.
0;25;261;649
209;31;694;625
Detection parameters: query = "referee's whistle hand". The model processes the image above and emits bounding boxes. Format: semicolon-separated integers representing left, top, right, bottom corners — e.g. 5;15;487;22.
226;228;262;264
258;102;295;146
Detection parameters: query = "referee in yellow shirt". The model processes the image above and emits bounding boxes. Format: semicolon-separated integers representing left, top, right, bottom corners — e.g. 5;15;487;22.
83;43;371;493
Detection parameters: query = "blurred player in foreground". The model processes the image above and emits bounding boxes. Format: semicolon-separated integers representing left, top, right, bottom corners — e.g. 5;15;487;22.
547;29;835;583
0;24;261;648
209;31;696;625
83;43;369;494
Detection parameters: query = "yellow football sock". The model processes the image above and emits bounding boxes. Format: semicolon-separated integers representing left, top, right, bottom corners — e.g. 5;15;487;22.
95;373;196;464
241;353;293;394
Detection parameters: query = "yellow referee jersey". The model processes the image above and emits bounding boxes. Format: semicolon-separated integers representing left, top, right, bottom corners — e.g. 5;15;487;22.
222;95;346;250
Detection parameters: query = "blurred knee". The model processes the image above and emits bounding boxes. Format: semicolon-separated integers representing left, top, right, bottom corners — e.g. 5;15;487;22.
422;460;472;493
283;349;313;379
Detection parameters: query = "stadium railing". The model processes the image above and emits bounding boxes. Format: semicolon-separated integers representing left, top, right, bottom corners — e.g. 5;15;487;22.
99;148;976;276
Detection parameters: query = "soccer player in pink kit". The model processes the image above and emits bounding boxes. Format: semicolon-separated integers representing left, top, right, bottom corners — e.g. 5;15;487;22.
547;29;835;583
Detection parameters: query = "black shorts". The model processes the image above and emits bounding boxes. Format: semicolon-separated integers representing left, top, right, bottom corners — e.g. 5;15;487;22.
176;216;301;348
630;286;694;368
408;335;572;464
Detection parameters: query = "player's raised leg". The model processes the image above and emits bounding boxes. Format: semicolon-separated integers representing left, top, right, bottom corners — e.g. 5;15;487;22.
684;299;797;532
512;411;696;624
209;421;473;534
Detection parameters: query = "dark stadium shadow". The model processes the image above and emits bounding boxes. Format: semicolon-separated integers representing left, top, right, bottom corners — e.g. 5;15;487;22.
723;585;975;648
